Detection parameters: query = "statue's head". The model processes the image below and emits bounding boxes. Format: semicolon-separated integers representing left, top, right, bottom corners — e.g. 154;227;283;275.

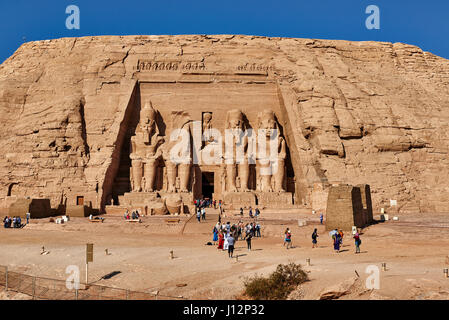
258;110;278;137
203;112;212;123
226;109;244;130
141;101;157;123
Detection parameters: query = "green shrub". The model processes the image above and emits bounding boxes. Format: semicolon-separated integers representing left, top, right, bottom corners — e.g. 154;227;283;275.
243;263;308;300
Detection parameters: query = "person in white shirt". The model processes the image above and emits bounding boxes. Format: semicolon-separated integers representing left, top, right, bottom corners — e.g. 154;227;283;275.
223;232;229;251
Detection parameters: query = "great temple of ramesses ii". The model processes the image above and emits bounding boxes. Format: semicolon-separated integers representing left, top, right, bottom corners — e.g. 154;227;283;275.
1;35;449;217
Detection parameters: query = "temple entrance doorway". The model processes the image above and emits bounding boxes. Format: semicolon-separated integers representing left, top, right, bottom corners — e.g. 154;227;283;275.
202;172;214;199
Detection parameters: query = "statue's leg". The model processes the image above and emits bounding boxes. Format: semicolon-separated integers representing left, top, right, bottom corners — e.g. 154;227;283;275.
238;163;250;191
226;164;237;192
179;163;191;193
166;160;177;193
131;160;143;192
144;159;157;192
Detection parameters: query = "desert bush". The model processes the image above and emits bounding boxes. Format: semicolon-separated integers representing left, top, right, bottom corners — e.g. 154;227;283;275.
243;263;308;300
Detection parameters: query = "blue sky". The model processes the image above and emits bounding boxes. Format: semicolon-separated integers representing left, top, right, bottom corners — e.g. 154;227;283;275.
1;0;448;63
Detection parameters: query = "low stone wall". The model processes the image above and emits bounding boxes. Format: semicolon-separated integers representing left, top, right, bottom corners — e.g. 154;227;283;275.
8;198;52;219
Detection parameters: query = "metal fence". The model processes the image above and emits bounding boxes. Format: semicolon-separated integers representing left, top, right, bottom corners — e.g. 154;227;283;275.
0;266;184;300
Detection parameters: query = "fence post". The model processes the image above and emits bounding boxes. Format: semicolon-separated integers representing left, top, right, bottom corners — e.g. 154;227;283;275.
5;267;8;291
5;266;7;291
32;277;36;299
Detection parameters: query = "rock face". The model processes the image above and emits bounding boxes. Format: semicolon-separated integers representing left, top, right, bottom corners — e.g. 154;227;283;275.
0;35;448;214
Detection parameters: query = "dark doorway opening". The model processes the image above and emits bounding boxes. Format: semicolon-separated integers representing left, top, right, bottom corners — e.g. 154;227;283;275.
77;196;84;206
202;172;214;199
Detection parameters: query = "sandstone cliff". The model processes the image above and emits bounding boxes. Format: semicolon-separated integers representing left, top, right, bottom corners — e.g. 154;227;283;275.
0;35;448;213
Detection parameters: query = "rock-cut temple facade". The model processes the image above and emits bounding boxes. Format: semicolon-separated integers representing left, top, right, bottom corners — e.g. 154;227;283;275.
0;35;449;216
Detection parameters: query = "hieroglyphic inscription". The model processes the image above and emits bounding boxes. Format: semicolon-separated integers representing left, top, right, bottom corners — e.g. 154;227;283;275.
137;60;206;72
236;63;275;72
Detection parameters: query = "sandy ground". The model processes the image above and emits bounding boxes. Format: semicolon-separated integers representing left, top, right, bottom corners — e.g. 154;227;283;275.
1;209;449;300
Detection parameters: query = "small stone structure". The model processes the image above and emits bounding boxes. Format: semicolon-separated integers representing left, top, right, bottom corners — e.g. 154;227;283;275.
325;184;373;231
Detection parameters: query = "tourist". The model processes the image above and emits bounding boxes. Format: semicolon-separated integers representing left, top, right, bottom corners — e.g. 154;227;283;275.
255;208;260;218
213;200;217;209
12;216;17;228
201;207;206;221
227;234;235;258
223;232;229;251
245;231;253;251
17;216;22;228
312;228;318;248
26;212;30;224
339;229;344;246
285;228;292;249
218;200;222;209
256;222;261;237
226;221;231;233
212;226;218;245
194;199;198;213
320;213;323;224
354;232;362;254
249;207;253;218
239;207;243;216
196;208;201;223
3;216;9;228
333;231;341;253
217;231;224;250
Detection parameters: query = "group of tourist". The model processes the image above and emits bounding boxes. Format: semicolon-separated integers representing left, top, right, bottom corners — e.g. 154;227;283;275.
123;209;141;220
196;206;207;222
331;229;345;253
3;216;23;228
280;227;362;254
212;220;262;257
194;198;222;210
239;207;260;218
329;228;362;253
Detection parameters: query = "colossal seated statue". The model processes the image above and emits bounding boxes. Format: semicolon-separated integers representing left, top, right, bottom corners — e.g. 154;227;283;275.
130;101;164;192
224;109;250;192
256;110;286;193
